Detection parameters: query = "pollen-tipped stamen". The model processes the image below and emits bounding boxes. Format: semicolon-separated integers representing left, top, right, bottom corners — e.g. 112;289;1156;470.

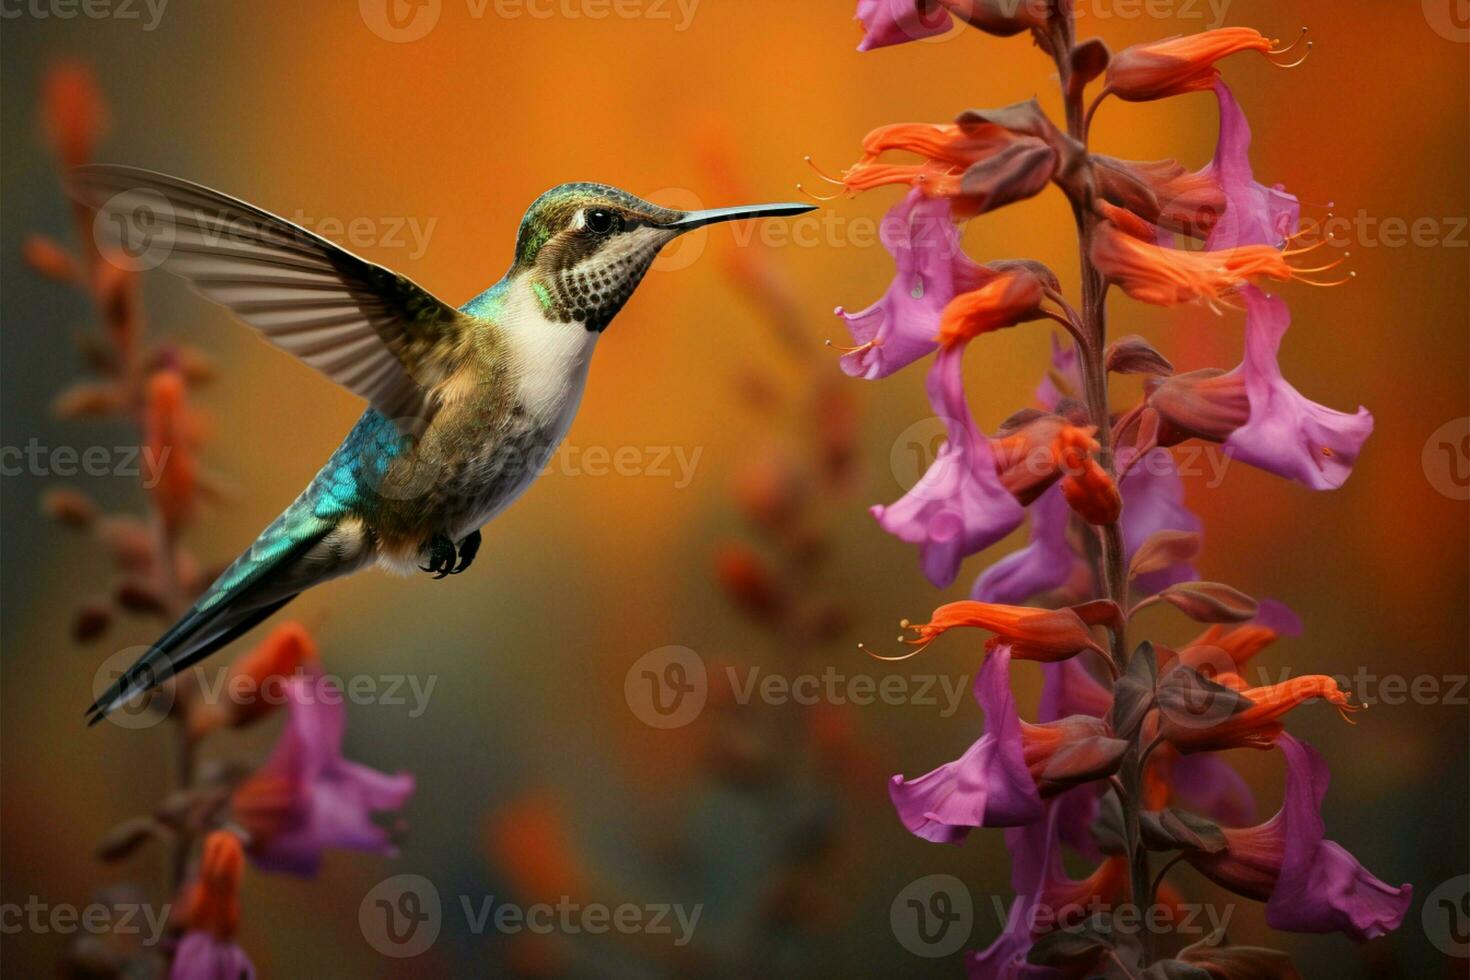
804;155;848;187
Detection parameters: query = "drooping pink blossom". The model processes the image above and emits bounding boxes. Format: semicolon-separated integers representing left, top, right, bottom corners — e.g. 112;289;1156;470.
1223;287;1374;489
889;645;1043;843
836;189;988;379
231;673;415;876
854;0;951;51
1186;735;1411;941
872;343;1024;587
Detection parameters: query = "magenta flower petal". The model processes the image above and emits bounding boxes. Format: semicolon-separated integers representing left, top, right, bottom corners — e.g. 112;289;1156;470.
1170;752;1257;827
855;0;952;51
1035;333;1082;412
837;189;987;379
972;485;1086;605
1119;448;1203;594
171;931;256;980
242;674;415;876
873;344;1025;587
1264;735;1412;941
1204;81;1301;251
890;646;1043;843
1224;288;1374;490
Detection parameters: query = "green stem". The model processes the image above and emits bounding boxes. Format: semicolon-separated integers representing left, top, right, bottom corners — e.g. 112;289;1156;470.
1051;11;1153;961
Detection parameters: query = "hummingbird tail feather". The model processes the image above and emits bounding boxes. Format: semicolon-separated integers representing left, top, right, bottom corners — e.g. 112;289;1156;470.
85;516;339;726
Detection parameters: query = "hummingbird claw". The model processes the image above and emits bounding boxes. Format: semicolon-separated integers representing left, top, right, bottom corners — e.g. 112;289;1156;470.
450;530;482;575
420;533;458;580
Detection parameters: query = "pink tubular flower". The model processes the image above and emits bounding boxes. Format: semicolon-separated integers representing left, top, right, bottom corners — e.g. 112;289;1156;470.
1223;287;1374;489
969;800;1127;979
889;645;1043;843
871;343;1024;588
854;0;951;51
1185;735;1411;941
1203;81;1301;251
1119;448;1202;594
231;673;415;876
172;832;255;980
835;189;990;379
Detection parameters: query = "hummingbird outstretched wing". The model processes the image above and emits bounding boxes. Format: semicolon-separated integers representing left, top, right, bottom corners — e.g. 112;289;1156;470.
67;165;470;431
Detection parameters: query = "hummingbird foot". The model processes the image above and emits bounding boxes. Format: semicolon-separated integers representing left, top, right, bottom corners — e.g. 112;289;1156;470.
420;534;458;580
451;530;481;575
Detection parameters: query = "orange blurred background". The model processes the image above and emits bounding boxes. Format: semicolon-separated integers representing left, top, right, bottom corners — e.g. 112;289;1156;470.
2;1;1466;976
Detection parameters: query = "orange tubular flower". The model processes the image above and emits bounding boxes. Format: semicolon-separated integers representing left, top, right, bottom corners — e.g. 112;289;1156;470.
1090;223;1306;308
901;600;1106;662
144;370;197;536
1053;425;1121;526
1106;28;1281;102
1161;674;1356;754
992;416;1087;505
937;271;1047;345
181;831;244;938
857;121;1013;168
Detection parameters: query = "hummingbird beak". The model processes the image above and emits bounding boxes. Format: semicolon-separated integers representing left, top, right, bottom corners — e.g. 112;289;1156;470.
666;202;817;233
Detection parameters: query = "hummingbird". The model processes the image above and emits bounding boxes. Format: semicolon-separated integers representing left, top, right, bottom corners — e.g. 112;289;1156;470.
70;166;814;724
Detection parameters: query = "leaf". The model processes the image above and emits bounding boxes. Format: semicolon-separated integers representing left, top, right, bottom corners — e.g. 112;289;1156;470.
958;138;1057;216
1106;334;1174;376
1026;926;1113;970
1129;531;1202;581
1180;929;1303;980
1157;582;1258;623
1156;666;1255;738
1091;789;1127;856
1139;808;1227;854
1039;735;1130;794
1141;961;1213;980
95;816;165;862
1111;641;1158;738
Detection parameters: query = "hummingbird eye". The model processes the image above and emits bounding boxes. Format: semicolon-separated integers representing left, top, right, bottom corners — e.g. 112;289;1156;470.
583;208;620;236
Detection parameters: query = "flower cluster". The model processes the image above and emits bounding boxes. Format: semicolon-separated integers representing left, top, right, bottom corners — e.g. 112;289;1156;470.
32;64;415;980
837;7;1406;974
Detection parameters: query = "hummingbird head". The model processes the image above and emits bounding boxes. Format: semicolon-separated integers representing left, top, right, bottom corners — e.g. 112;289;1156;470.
510;182;814;332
